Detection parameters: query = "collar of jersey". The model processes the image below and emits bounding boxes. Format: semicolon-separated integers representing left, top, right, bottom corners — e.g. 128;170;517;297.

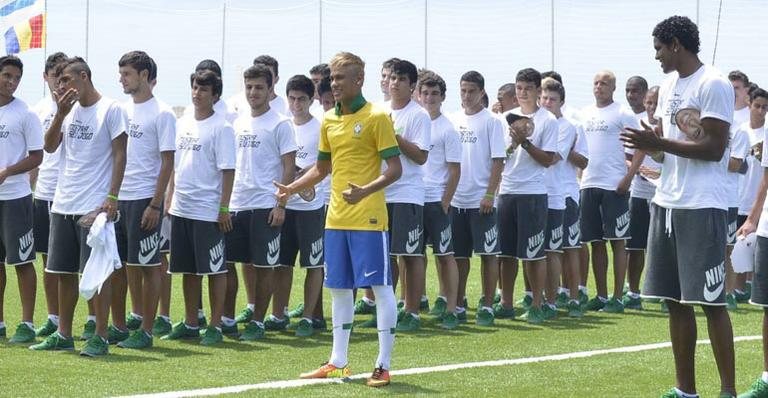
334;94;366;116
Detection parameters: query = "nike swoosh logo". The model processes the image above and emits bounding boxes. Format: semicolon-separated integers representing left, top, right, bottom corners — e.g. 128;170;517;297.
568;225;580;246
309;249;322;266
266;249;280;265
484;235;497;253
137;242;159;265
209;255;224;272
615;220;630;238
364;270;377;278
549;234;563;250
703;279;724;302
405;228;422;254
526;237;545;259
18;241;33;262
438;229;451;254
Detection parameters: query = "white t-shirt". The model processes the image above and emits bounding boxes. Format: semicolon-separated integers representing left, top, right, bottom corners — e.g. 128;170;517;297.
183;100;237;124
544;117;578;209
652;64;735;210
756;136;768;237
170;112;236;222
53;98;127;215
727;126;750;207
628;113;659;200
0;98;43;200
562;122;588;202
424;114;462;203
733;106;750;129
580;102;640;190
119;97;177;201
739;124;764;215
33;98;59;201
287;117;325;211
450;108;507;209
499;106;558;196
230;108;297;211
384;100;431;205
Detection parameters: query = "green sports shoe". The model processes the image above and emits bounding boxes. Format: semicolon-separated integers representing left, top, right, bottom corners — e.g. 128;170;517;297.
396;312;421;332
578;290;589;307
287;303;305;319
161;322;200;340
354;299;376;315
81;319;96;341
80;335;109;357
29;331;74;351
264;315;288;331
493;292;501;304
200;326;222;346
9;323;36;343
295;319;314;337
35;318;58;337
397;301;405;310
542;304;557;320
419;298;430;312
521;306;544;324
735;289;751;303
221;323;238;336
125;314;142;331
585;297;606;311
738;378;768;398
567;301;583;318
397;307;406;322
441;312;459;330
235;307;254;323
117;330;153;349
107;325;130;344
516;295;533;311
359;314;377;328
312;318;327;330
622;294;643;310
555;292;569;308
726;293;738;311
152;317;172;336
239;321;265;341
476;307;494;326
601;297;624;313
429;297;447;317
660;388;678;398
492;303;516;319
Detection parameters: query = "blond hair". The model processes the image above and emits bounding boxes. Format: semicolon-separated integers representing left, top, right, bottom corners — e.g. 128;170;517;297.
329;52;365;71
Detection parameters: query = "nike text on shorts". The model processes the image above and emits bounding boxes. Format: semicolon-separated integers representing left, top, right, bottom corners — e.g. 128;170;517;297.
423;201;454;256
169;215;227;275
279;207;325;267
579;187;631;242
562;197;581;249
324;229;391;289
115;198;162;266
0;194;35;266
497;194;548;261
626;197;651;251
45;213;91;274
641;204;727;305
451;207;500;258
387;203;424;256
545;208;565;253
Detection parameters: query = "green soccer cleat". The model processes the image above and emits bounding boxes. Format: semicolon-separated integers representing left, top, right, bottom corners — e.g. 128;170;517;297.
578;290;589;307
81;319;96;341
621;294;643;310
542;304;557;320
354;299;376;315
80;335;109;357
738;378;768;398
359;315;377;328
429;297;447;317
567;301;583;318
735;289;751;303
419;297;430;312
584;297;606;312
117;330;153;349
726;293;738;311
493;292;501;304
601;297;625;313
35;319;58;337
107;325;130;344
441;312;459;330
29;332;74;351
395;312;421;332
516;295;533;311
492;303;516;319
125;314;142;331
456;310;468;324
152;317;172;336
221;323;238;336
295;319;314;337
264;315;288;331
161;322;200;340
200;326;223;346
9;323;36;343
660;388;678;398
312;318;327;330
476;307;495;326
239;321;265;341
397;300;405;310
397;307;406;322
555;292;569;308
520;306;545;325
287;303;305;319
234;307;254;324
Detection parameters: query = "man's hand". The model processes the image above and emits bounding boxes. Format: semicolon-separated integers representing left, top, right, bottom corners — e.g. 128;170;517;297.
508;124;528;145
218;211;233;233
100;196;118;221
274;180;293;203
621;120;663;153
54;88;79;118
0;168;7;185
738;218;757;239
479;196;494;215
268;206;285;227
639;165;661;180
140;205;161;231
616;175;632;195
342;182;367;204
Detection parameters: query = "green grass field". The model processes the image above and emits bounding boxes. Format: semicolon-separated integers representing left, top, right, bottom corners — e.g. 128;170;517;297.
0;253;764;397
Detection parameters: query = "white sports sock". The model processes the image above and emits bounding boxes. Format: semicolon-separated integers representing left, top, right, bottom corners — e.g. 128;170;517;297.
372;285;396;370
23;321;34;329
579;285;588;294
455;306;466;313
0;321;5;329
558;287;569;294
524;291;532;298
362;296;376;306
437;295;447;301
130;312;143;320
86;315;96;322
246;303;255;311
628;291;640;298
159;315;170;322
762;371;768;383
420;295;428;301
197;309;205;318
674;387;698;398
184;323;199;330
221;317;235;327
328;288;354;368
598;296;608;303
48;314;60;325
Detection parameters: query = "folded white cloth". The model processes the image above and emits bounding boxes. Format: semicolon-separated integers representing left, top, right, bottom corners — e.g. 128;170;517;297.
731;232;757;274
79;212;122;300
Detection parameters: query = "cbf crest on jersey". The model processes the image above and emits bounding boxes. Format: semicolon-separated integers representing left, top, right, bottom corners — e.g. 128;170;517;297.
353;121;363;138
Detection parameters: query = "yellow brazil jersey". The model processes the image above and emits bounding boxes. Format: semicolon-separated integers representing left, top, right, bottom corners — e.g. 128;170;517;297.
319;99;399;231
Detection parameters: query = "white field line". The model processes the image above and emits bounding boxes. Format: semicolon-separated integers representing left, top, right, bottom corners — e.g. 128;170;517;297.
116;335;762;398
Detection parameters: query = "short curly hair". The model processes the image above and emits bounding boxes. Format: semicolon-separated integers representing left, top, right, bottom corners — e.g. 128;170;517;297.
653;15;700;54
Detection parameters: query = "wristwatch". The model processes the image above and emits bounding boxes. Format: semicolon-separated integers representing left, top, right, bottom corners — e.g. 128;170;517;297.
521;139;532;150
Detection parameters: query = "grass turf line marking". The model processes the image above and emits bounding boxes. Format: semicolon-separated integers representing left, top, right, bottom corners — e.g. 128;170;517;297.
117;335;761;398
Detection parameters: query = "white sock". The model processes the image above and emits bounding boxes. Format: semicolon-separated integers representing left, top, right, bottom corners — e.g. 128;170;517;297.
221;317;235;327
455;306;466;313
362;296;376;306
130;312;143;320
159;315;170;322
328;288;354;368
524;291;532;298
0;321;6;329
420;295;428;301
247;303;255;311
558;287;569;295
579;285;588;294
23;321;34;329
437;295;447;301
628;291;640;298
674;387;698;398
598;296;608;303
197;309;205;318
762;371;768;383
184;323;199;330
496;288;502;295
48;314;60;325
86;315;96;322
372;285;396;370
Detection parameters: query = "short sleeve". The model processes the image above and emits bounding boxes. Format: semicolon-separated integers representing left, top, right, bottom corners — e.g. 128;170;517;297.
107;103;128;140
215;124;236;171
699;78;735;124
318;118;331;161
490;117;507;159
556;123;576;159
156;110;177;152
276;120;298;156
23;110;43;151
444;125;462;163
731;128;749;160
375;113;400;159
575;125;588;158
538;117;558;153
411;112;431;151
